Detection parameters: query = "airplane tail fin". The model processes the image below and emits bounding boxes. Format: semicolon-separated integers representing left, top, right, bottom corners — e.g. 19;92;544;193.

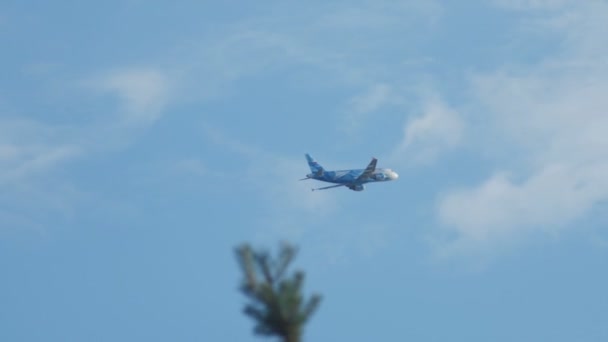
305;153;324;176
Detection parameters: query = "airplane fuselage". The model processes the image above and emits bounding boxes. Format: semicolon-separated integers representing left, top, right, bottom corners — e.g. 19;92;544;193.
307;168;398;184
303;154;398;191
305;168;398;191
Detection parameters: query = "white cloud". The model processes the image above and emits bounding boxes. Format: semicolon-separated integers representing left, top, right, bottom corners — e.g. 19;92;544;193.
349;83;393;114
436;1;608;254
95;67;170;124
341;83;396;133
439;164;608;241
402;101;463;149
391;98;464;165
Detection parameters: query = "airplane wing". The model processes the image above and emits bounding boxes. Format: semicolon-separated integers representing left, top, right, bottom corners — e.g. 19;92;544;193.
311;184;345;191
355;157;377;181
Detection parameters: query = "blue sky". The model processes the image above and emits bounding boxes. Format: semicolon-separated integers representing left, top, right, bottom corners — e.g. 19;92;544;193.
1;0;607;341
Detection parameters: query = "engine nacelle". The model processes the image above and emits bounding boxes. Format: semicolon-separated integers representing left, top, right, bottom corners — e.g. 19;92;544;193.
348;184;365;191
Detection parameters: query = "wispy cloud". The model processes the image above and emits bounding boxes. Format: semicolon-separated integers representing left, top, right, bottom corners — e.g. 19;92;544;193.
316;1;443;30
201;125;340;245
439;164;608;239
0;118;83;232
391;97;464;165
1;65;173;232
435;1;608;255
266;157;337;215
492;0;574;11
312;223;389;269
0;145;80;184
172;0;444;100
0;119;81;184
349;83;393;114
92;67;171;124
202;125;337;214
341;83;396;132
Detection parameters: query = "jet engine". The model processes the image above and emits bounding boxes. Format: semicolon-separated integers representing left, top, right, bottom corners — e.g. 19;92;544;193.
348;184;365;191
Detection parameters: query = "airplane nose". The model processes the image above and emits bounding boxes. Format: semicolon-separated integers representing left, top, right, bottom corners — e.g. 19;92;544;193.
390;171;399;180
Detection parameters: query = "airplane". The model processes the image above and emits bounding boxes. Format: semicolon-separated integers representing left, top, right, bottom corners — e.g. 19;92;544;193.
300;153;399;191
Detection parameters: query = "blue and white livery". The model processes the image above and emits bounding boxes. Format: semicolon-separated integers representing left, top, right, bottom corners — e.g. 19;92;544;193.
301;153;399;191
